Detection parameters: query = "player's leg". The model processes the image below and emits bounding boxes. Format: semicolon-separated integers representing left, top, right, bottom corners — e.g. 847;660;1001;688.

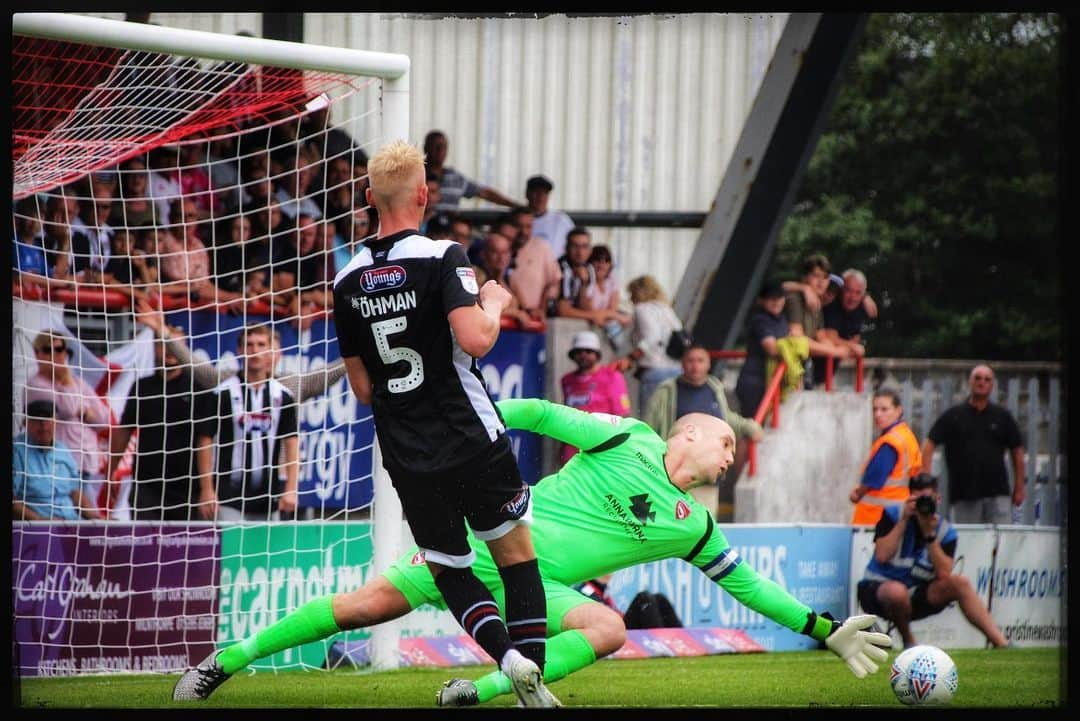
172;575;414;701
394;462;552;706
463;439;556;707
467;438;547;673
439;583;625;707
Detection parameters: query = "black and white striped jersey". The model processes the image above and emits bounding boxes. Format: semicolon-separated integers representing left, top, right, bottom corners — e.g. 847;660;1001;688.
332;229;505;475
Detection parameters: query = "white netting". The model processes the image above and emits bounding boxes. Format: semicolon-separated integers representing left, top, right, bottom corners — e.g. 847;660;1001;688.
11;20;418;677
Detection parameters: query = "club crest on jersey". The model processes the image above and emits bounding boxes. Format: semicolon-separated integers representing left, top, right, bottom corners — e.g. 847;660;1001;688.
360;265;407;292
240;412;272;433
675;499;691;520
410;551;426;566
500;486;531;517
456;266;479;294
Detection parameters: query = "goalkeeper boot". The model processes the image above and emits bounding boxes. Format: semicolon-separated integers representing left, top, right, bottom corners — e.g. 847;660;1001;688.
172;650;230;701
504;653;561;708
436;678;479;707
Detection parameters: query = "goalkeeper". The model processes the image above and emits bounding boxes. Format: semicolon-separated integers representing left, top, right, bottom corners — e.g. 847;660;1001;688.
174;399;890;705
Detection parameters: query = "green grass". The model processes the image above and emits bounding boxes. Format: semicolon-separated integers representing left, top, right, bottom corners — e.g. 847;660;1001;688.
19;648;1064;709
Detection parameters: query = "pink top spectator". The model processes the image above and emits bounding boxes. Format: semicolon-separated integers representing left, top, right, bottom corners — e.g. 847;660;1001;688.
558;365;631;466
26;372;112;477
159;231;211;284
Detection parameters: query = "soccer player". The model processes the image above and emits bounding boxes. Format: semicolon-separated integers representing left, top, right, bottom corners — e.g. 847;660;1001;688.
175;140;556;707
173;399;891;706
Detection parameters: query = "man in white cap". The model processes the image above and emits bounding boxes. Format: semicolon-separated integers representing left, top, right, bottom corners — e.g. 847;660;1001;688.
559;330;631;466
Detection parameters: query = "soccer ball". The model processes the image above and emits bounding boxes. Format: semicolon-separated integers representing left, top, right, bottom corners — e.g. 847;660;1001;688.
890;645;958;705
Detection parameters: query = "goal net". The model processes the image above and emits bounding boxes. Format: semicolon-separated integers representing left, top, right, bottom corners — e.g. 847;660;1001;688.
10;13;429;678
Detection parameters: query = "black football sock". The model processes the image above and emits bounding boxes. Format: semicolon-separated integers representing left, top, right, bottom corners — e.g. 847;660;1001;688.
434;566;514;665
499;558;547;672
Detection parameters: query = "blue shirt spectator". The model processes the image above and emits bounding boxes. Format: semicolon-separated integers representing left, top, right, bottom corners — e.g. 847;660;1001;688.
13;401;90;520
735;282;790;416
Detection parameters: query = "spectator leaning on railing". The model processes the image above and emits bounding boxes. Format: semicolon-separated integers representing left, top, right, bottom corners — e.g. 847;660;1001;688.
784;254;850;387
735;281;790;417
506;205;561;323
822;268;876;360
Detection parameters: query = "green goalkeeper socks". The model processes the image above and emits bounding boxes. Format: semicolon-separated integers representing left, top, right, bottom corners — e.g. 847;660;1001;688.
217;594;341;675
473;629;596;703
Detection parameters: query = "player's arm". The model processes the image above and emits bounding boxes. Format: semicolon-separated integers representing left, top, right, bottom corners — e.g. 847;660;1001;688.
497;397;629;452
690;523;890;678
448;281;509;357
343;356;372;405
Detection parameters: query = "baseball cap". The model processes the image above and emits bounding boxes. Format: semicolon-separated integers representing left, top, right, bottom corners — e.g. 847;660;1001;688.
427;213;453;237
26;399;55;419
568;330;603;359
908;472;939;490
526;175;553;193
758;281;785;300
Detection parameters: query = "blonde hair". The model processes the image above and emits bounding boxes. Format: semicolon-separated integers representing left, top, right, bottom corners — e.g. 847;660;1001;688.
32;330;65;353
367;140;425;210
627;275;667;304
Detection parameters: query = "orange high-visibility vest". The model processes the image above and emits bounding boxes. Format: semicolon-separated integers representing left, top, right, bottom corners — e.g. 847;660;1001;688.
851;421;922;526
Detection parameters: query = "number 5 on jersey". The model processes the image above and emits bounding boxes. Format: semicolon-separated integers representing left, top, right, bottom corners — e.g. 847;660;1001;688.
372;316;425;393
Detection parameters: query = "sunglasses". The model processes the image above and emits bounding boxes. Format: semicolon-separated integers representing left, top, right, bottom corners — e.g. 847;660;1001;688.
35;344;67;354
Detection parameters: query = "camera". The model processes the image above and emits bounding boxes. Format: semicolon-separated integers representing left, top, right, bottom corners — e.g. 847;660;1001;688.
915;495;936;516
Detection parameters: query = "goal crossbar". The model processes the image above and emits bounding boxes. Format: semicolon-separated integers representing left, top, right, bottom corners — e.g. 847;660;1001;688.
13;13;410;82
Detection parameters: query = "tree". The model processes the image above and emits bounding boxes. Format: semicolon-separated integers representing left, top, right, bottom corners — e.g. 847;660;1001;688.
776;13;1061;360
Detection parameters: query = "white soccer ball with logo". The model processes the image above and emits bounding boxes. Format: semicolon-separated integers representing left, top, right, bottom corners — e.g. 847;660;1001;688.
890;644;958;705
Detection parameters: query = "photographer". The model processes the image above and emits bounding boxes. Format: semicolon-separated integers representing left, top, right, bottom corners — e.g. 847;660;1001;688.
856;473;1010;649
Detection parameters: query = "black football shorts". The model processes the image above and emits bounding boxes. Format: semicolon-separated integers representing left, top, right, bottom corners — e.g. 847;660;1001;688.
387;434;532;565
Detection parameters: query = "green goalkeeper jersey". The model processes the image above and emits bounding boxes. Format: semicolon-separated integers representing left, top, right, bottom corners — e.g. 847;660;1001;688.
390;399;832;641
501;399;828;640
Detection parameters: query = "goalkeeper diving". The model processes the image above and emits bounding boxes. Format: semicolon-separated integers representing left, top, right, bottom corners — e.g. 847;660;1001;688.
174;398;892;706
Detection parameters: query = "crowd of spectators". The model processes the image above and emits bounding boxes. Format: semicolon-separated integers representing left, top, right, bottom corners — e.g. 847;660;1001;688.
13;114;882;523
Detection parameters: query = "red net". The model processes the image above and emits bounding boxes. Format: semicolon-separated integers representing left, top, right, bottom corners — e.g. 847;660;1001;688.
12;34;375;199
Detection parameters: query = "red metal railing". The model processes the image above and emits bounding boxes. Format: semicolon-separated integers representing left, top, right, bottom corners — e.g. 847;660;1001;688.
824;354;864;393
746;361;787;477
12;281;545;332
710;349;865;477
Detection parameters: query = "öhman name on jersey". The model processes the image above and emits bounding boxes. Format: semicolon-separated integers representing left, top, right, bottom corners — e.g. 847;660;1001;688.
350;290;418;318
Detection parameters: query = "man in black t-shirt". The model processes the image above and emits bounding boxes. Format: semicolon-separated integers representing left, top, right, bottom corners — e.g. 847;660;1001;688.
921;364;1026;524
108;329;217;521
330;140;557;707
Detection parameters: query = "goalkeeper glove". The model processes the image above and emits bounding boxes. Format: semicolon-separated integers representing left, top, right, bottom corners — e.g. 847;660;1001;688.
821;613;892;679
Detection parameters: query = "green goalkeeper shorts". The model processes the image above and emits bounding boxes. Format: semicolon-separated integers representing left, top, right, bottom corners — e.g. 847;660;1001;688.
384;550;594;636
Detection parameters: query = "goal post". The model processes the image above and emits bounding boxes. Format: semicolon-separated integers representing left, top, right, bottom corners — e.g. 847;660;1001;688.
12;12;410;675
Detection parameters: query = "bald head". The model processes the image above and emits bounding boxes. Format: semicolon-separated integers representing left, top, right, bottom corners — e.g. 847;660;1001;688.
666;413;737;490
969;364;995;402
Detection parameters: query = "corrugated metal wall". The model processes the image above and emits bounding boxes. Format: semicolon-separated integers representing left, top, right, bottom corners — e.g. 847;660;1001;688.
82;12;789;300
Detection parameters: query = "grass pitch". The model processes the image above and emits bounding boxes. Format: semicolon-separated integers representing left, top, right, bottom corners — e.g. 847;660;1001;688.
19;648;1063;709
